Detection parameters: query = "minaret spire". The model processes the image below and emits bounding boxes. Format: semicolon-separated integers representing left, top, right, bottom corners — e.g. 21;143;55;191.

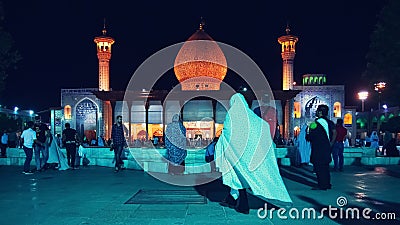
94;21;115;91
278;24;298;90
199;17;205;30
102;18;107;35
285;22;291;34
278;24;299;140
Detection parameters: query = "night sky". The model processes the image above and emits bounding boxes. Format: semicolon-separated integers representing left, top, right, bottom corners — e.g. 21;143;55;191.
1;0;386;112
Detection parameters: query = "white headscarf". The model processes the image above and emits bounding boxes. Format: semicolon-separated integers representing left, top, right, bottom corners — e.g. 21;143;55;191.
215;93;292;207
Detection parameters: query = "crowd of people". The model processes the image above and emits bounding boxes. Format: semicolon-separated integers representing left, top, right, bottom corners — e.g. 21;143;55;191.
1;129;24;156
4;92;399;215
19;120;75;174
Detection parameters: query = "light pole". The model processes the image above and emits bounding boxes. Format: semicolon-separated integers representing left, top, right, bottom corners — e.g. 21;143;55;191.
358;91;368;112
374;82;386;110
29;110;34;121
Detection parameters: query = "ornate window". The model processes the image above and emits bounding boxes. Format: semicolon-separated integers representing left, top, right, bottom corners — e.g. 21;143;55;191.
76;99;97;122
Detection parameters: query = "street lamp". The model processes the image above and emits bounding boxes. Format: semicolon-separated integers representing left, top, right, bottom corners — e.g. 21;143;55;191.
374;82;386;110
29;110;34;121
357;91;368;112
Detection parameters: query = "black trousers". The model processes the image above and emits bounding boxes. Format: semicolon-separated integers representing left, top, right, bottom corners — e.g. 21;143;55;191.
0;143;6;156
65;143;77;168
314;164;331;189
114;145;124;168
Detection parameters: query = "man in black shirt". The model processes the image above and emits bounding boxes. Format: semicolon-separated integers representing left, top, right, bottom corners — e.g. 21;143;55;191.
62;123;78;169
307;105;336;190
34;120;49;171
111;115;128;172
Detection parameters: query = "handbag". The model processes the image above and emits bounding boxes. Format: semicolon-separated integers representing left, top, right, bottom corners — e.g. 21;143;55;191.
205;155;214;163
120;148;130;160
205;142;216;163
82;155;90;166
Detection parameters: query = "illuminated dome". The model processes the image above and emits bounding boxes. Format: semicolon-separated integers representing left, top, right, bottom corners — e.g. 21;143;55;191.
174;23;227;90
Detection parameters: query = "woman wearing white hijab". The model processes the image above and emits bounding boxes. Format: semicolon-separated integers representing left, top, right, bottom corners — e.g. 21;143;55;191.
47;134;69;170
215;93;292;214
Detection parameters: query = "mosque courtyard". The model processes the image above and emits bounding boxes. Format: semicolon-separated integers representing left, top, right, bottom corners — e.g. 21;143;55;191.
0;164;399;225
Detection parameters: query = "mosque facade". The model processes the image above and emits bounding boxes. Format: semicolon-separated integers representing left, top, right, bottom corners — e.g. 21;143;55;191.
52;22;355;145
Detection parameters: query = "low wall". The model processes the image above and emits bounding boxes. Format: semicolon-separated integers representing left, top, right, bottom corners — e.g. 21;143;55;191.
1;146;398;173
0;147;292;173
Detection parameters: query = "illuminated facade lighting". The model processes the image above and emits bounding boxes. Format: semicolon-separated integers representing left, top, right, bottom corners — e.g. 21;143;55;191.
174;22;227;91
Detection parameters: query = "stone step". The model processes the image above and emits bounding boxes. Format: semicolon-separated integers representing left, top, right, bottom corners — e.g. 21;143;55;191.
144;162;211;174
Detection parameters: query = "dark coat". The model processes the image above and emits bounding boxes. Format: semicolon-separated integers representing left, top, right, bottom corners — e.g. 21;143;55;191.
307;118;335;165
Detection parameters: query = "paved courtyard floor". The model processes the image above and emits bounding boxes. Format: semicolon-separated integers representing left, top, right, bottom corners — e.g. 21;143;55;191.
0;164;399;225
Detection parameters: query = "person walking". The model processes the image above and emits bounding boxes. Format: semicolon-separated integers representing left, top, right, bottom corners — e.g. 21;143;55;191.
20;121;37;174
215;93;292;214
47;133;70;170
1;130;8;158
331;118;347;172
111;115;128;172
34;120;49;171
307;104;336;190
62;123;78;169
165;114;187;175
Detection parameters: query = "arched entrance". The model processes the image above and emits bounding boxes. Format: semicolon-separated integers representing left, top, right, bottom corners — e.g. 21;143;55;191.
76;99;98;143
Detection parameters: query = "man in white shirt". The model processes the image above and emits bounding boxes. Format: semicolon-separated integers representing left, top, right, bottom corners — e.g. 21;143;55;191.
21;121;37;174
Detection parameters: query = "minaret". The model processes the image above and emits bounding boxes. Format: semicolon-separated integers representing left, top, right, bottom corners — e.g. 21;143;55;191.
278;25;298;90
94;20;115;91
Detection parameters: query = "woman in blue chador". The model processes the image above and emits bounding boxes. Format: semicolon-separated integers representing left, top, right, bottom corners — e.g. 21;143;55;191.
370;131;379;150
47;134;69;170
165;114;187;175
215;93;292;214
298;123;311;164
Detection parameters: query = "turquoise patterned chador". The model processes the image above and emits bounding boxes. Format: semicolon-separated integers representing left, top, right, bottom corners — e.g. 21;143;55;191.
215;93;292;207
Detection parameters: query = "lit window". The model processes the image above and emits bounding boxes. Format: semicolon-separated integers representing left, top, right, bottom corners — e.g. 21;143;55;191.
344;113;352;125
294;126;300;137
64;105;72;120
333;102;341;117
294;102;301;118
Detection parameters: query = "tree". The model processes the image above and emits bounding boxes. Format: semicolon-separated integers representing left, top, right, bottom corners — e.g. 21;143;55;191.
364;0;400;106
0;112;23;132
0;2;21;95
